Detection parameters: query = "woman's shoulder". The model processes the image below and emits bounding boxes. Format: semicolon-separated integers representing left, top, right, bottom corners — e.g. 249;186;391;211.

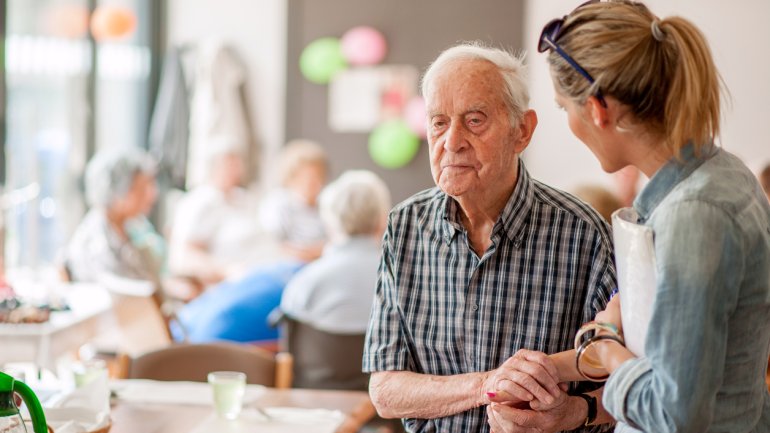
664;150;764;217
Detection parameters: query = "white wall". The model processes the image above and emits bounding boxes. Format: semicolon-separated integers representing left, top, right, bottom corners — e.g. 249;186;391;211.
165;0;288;186
523;0;770;193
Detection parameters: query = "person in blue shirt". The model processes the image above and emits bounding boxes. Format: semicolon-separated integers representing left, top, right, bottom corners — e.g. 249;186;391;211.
488;1;770;432
171;260;303;343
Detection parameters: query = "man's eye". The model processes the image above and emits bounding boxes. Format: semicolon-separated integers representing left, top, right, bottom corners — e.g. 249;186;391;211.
467;116;486;127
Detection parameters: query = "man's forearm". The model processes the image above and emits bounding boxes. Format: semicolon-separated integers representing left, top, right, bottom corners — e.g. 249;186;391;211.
369;370;489;419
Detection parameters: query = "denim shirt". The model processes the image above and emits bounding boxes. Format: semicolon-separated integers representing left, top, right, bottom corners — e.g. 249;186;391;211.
603;144;770;433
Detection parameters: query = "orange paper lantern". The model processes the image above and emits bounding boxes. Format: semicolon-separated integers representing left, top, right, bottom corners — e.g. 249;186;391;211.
44;5;90;38
90;6;137;41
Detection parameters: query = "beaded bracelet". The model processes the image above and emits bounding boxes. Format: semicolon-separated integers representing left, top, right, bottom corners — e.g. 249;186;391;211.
575;334;625;382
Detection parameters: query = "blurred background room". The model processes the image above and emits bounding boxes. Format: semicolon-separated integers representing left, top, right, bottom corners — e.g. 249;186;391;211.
0;0;767;431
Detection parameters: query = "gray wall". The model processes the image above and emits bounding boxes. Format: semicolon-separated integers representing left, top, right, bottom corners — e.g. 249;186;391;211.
286;0;525;204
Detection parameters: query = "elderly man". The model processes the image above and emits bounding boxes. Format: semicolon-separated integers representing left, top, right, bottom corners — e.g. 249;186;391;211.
363;43;616;432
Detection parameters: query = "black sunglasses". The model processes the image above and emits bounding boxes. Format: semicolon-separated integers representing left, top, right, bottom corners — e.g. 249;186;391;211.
538;0;607;107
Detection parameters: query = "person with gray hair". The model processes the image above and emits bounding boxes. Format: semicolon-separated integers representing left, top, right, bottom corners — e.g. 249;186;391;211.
280;170;390;335
66;147;161;285
363;42;616;432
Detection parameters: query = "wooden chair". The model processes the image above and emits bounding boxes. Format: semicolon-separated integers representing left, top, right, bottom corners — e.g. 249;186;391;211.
277;315;404;432
117;342;293;388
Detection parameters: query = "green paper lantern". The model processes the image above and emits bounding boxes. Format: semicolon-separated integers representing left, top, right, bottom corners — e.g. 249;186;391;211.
299;37;348;84
368;120;421;169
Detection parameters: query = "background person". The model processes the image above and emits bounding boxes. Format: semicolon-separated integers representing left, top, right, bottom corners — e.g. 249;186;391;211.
280;169;390;335
259;139;329;262
65;147;161;285
168;135;263;285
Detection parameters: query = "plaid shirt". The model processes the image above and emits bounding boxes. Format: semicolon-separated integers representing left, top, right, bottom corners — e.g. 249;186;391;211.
363;162;616;433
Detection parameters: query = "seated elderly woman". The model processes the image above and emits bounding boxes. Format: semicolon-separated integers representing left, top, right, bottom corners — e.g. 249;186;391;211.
278;170;391;389
280;169;390;333
65;147;171;354
66;148;161;286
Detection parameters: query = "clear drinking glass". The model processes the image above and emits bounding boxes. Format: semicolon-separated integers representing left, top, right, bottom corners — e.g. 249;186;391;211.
72;359;108;388
207;371;246;420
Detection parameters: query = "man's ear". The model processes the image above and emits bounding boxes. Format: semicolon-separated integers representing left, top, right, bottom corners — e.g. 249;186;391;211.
513;110;538;153
587;96;609;128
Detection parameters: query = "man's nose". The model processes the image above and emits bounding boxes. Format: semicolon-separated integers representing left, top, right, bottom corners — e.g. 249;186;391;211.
444;121;467;152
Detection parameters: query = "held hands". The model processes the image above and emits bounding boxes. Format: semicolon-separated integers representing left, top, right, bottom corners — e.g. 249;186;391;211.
483;350;583;433
483;349;565;410
487;391;581;433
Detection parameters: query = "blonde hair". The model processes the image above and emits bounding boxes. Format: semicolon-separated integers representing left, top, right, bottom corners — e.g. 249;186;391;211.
421;42;529;127
547;1;726;157
279;139;329;187
319;170;391;237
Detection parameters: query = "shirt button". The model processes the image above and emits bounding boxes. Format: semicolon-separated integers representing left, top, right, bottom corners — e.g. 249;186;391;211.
471;303;478;311
513;239;522;248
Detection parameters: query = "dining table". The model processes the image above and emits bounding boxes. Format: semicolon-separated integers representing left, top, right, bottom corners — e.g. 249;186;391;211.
107;381;376;433
0;282;113;371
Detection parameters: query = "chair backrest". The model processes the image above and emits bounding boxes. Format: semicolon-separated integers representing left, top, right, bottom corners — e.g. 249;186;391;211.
122;342;293;388
281;316;368;391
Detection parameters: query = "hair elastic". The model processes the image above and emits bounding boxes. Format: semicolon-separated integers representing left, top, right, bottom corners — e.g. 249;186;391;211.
651;20;666;42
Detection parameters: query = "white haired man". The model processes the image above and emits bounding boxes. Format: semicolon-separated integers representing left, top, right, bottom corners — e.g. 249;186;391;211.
363;43;616;432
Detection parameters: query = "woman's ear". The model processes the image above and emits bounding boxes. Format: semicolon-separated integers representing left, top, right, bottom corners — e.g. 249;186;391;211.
587;96;609;129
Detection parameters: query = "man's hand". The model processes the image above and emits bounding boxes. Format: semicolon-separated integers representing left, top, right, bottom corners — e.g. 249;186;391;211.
487;392;584;433
483;349;563;410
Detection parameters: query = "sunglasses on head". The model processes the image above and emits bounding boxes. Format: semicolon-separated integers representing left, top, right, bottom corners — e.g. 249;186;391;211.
538;0;607;107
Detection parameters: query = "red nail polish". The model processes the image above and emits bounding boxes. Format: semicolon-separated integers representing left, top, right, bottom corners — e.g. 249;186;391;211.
486;392;496;398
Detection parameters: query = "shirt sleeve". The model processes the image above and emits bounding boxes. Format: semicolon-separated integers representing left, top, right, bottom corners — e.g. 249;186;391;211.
603;200;744;432
585;224;617;323
363;215;412;372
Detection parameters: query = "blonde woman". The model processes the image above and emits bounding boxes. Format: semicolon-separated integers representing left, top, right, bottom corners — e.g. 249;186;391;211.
488;1;770;432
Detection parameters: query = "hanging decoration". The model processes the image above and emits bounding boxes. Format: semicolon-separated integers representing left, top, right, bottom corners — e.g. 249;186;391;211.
368;120;420;169
340;26;387;66
90;5;137;41
299;37;348;84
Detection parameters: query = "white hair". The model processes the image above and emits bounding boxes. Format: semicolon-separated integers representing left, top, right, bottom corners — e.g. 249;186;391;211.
420;42;530;126
319;170;391;238
85;147;155;208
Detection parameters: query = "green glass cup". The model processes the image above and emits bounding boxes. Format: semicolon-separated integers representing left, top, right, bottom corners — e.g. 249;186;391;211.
207;371;246;420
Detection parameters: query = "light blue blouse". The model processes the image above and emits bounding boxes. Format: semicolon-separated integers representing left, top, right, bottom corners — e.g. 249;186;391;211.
604;144;770;432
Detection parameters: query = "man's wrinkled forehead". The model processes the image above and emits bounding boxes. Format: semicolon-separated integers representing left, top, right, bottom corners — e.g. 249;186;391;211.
425;59;505;111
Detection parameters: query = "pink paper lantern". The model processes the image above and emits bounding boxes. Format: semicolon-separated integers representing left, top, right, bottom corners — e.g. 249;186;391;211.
341;26;387;66
404;96;427;138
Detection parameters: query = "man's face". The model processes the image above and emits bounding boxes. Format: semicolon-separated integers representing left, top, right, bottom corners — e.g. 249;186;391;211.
425;59;520;198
